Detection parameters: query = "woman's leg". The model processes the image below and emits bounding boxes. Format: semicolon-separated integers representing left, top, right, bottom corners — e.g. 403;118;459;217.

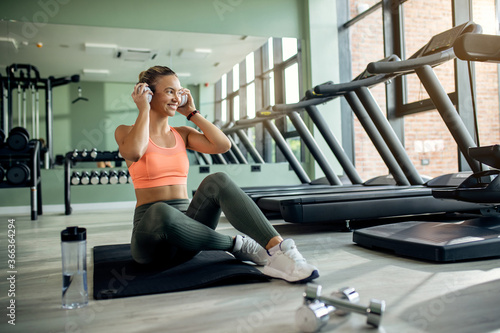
186;172;280;249
131;200;234;265
188;172;319;283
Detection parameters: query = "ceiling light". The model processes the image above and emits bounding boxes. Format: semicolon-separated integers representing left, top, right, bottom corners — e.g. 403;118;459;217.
178;49;211;60
176;73;191;77
82;69;110;76
194;48;212;54
0;37;18;51
84;43;117;55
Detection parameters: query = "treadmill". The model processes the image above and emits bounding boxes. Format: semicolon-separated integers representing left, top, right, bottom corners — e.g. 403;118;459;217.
239;57;437;216
226;88;412;206
237;55;423;199
352;32;500;262
257;22;487;223
223;110;338;187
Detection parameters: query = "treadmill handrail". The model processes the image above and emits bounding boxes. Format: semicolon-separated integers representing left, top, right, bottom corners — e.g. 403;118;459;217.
223;112;284;133
367;48;456;75
313;55;402;96
313;72;395;96
272;96;335;112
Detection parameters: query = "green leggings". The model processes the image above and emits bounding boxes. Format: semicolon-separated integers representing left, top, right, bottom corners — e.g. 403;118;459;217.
131;172;280;265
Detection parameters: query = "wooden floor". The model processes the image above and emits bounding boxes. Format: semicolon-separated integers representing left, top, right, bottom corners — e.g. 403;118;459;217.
1;206;500;333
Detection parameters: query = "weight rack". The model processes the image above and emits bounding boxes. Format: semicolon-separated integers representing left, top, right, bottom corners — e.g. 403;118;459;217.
1;63;79;168
63;149;126;215
0;139;42;220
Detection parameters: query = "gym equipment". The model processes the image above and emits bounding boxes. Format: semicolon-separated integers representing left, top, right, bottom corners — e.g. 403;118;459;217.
90;171;100;185
93;245;269;300
352;27;500;262
0;128;5;147
296;284;385;332
224;112;312;184
99;170;109;184
80;171;90;185
238;73;421;206
2;64;79;167
118;170;128;184
63;149;127;215
7;127;30;151
108;170;119;185
71;171;81;185
330;287;360;316
256;22;487;224
0;165;5;182
296;300;335;333
6;162;30;185
0;139;42;219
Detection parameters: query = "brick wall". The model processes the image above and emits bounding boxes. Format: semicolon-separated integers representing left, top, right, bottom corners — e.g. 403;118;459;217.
348;0;499;180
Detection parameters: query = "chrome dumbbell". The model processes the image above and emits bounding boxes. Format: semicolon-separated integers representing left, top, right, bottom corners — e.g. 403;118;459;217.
296;284;385;332
296;285;360;332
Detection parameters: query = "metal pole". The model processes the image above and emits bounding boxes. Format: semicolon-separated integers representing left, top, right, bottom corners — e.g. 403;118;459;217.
288;111;341;185
415;65;481;173
357;86;424;185
264;119;311;184
236;129;265;163
346;91;410;185
305;105;363;184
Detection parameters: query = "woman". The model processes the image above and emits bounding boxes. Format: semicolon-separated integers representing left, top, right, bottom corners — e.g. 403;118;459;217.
115;66;319;283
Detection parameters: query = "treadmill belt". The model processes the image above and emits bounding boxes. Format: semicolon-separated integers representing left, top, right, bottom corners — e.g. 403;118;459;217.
264;187;485;223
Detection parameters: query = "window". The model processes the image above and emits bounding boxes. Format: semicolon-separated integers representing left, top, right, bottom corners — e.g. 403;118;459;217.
471;0;500;147
348;0;388;180
342;0;500;179
214;37;302;164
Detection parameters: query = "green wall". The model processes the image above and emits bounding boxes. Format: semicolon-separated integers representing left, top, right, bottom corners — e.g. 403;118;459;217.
0;0;343;211
51;81;201;156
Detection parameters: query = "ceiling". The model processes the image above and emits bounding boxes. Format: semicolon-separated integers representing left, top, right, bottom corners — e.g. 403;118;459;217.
0;20;269;86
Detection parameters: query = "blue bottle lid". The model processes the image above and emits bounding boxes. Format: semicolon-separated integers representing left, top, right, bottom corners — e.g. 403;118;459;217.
61;226;86;241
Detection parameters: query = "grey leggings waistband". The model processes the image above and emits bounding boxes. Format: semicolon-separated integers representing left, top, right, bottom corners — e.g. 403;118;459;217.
134;199;190;225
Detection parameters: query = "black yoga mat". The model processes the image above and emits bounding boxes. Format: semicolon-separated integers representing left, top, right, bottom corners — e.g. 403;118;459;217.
93;244;270;300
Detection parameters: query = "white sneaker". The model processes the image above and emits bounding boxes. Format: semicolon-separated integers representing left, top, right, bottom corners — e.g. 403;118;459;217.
231;235;268;266
263;239;319;283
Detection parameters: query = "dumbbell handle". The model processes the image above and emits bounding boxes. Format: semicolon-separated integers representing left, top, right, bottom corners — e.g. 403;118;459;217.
315;295;368;316
313;295;385;327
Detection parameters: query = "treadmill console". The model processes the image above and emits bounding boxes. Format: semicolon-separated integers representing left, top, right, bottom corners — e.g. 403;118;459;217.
421;21;479;56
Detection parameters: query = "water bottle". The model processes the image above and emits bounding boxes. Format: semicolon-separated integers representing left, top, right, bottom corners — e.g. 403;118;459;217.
61;226;88;309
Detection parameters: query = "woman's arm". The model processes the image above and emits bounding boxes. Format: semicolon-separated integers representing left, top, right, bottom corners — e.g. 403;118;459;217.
176;89;231;154
114;83;152;162
181;114;231;154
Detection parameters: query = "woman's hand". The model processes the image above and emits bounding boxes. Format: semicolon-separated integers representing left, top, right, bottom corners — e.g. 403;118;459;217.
176;88;196;117
132;83;152;112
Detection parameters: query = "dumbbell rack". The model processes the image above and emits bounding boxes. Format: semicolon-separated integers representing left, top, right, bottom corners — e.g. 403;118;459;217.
64;150;126;215
0;140;42;220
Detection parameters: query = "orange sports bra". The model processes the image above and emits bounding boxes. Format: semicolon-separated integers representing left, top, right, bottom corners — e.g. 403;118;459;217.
128;127;189;189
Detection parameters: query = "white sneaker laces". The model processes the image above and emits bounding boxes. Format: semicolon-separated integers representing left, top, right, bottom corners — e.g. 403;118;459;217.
282;244;306;262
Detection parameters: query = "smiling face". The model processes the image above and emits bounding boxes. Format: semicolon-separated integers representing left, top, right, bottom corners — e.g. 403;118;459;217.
150;75;184;116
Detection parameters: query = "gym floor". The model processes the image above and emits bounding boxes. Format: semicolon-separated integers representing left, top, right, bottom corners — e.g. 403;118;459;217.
1;206;500;333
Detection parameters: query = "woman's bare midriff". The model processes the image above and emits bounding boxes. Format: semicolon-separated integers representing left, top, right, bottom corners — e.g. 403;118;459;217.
134;185;189;207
